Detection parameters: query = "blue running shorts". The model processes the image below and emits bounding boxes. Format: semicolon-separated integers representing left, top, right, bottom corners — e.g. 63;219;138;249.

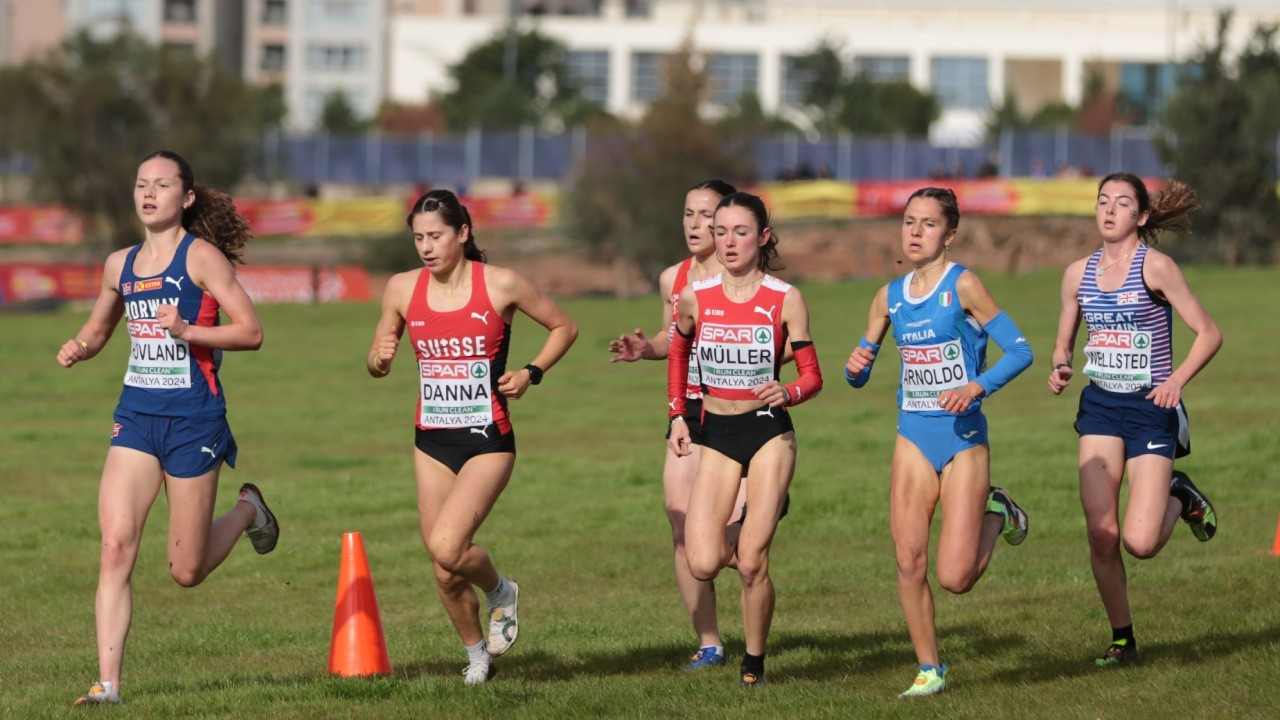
1075;383;1190;460
110;408;238;478
897;410;989;473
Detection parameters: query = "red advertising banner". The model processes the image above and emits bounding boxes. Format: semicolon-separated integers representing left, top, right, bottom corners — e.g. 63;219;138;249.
462;193;557;230
0;264;371;304
233;198;314;237
0;263;101;301
0;206;87;245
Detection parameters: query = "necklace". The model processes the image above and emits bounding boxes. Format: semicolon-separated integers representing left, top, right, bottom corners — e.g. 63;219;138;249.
1097;249;1132;275
723;275;761;289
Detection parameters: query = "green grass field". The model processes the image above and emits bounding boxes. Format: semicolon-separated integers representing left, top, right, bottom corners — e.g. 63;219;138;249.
2;267;1278;719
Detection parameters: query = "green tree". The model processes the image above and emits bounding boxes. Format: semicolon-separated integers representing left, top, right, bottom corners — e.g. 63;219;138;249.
566;46;751;284
791;41;938;137
0;30;280;249
317;90;369;134
1159;12;1280;264
438;25;592;131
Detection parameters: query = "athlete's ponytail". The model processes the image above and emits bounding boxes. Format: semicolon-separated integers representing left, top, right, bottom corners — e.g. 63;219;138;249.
714;192;784;272
1098;172;1198;245
142;150;253;264
406;189;487;263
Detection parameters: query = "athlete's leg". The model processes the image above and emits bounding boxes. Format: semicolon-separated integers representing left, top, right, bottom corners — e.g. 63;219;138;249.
735;432;795;656
1120;454;1180;559
1079;435;1130;629
890;435;942;667
663;443;724;648
94;447;164;689
685;447;746;582
934;445;1003;594
164;465;256;587
417;450;514;645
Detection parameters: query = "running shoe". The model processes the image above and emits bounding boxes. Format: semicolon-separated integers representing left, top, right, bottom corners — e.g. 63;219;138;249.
898;664;947;698
462;661;497;685
1094;639;1138;667
237;483;279;554
987;486;1029;546
685;646;727;671
487;579;519;657
73;681;121;706
739;669;765;688
1171;471;1216;542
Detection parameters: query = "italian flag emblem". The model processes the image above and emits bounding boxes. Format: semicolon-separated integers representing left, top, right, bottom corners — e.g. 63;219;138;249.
939;291;953;307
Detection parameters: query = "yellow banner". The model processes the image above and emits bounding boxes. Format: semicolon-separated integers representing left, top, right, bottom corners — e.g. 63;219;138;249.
306;198;404;237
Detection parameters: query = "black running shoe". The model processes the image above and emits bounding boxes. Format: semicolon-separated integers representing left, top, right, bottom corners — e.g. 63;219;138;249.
1171;471;1216;542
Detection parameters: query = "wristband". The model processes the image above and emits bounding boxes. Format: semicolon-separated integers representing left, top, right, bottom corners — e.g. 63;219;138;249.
76;338;88;354
1054;363;1071;371
524;363;544;385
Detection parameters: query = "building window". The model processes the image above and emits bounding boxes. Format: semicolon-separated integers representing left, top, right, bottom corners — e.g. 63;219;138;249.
307;0;368;26
931;56;989;110
706;53;758;104
854;55;909;83
566;50;609;104
780;55;812;107
1119;62;1183;127
261;44;286;72
82;0;146;25
307;44;366;72
631;52;669;102
263;0;288;25
163;0;197;23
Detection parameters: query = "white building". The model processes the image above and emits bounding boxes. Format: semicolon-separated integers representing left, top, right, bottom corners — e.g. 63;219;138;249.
389;0;1280;144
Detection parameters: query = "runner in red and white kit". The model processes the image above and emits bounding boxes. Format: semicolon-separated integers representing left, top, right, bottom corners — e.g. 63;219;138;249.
367;190;577;685
608;180;749;671
668;192;823;688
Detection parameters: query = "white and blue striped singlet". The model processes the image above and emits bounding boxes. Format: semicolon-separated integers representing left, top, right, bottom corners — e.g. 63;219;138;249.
1077;243;1173;394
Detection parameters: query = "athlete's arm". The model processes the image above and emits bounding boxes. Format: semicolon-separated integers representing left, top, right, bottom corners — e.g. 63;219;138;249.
610;262;677;362
754;287;821;408
1142;250;1222;408
57;250;127;367
491;266;578;399
367;271;412;378
845;284;890;388
164;240;263;351
666;285;697;456
1048;258;1087;395
940;270;1032;413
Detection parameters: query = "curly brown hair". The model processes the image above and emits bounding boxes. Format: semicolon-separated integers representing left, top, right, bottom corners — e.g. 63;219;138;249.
142;150;254;264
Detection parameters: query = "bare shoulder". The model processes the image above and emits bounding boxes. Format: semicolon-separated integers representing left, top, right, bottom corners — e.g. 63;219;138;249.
955;268;985;291
384;268;421;298
1141;247;1179;274
102;247;131;285
482;263;526;293
1063;256;1090;284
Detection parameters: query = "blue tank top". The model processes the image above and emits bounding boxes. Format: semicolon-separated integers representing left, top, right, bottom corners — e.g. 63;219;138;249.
117;233;226;418
888;262;987;415
1077;243;1173;394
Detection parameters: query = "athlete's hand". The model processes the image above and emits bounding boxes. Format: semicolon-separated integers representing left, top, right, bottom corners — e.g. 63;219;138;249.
846;346;876;376
374;333;399;370
937;382;984;414
498;369;532;399
668;418;692;457
752;380;791;408
57;338;87;368
609;328;652;362
155;304;189;339
1048;365;1073;394
1146;377;1183;409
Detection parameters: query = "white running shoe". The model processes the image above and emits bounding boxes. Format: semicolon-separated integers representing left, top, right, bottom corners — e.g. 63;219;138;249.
463;661;497;685
486;580;519;657
73;680;121;706
237;483;279;554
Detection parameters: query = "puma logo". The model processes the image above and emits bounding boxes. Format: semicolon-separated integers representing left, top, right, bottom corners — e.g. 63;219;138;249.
201;445;217;459
668;398;677;410
756;407;774;418
753;305;775;323
470;311;491;325
470;426;490;437
165;276;185;291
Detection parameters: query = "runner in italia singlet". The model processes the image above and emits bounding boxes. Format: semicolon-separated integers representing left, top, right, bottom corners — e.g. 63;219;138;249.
1077;243;1173;394
692;273;789;401
117;232;225;418
406;261;512;434
889;262;988;415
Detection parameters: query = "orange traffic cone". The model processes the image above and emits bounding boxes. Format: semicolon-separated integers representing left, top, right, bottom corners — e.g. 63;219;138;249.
1271;515;1280;556
328;532;392;676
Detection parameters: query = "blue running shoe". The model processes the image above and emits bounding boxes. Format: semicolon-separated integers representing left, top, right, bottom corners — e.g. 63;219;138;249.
685;646;727;671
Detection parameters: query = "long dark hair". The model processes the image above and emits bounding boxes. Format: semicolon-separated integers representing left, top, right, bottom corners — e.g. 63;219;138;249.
1097;172;1198;244
905;186;960;232
142;150;253;264
406;189;486;262
689;179;737;197
714;192;783;272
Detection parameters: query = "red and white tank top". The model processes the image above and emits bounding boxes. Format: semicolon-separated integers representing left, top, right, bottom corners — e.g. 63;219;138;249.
406;261;512;433
692;273;789;401
669;257;702;400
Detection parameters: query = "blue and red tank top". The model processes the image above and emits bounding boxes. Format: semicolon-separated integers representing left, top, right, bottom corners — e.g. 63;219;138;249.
692;273;789;402
117;233;225;419
1077;243;1173;394
406;260;512;433
888;262;988;416
669;257;702;400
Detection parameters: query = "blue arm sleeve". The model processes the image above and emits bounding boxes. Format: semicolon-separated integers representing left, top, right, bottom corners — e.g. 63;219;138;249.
974;311;1033;396
845;337;880;389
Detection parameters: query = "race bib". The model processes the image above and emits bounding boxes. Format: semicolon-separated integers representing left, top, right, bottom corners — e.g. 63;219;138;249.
1083;329;1152;393
899;340;968;412
124;319;191;388
419;358;493;428
697;323;775;390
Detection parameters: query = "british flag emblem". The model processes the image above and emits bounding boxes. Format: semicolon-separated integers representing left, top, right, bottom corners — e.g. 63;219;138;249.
112;423;122;438
1117;291;1140;305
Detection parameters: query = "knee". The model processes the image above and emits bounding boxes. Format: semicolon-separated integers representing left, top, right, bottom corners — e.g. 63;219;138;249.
937;566;977;595
426;536;465;574
1086;525;1121;556
736;553;767;588
99;537;136;572
169;562;206;588
432;563;468;593
894;545;929;583
1122;534;1159;560
686;551;720;582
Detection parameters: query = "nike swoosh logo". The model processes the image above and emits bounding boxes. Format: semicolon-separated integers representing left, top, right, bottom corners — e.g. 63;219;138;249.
1080;295;1099;304
1146;441;1167;450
